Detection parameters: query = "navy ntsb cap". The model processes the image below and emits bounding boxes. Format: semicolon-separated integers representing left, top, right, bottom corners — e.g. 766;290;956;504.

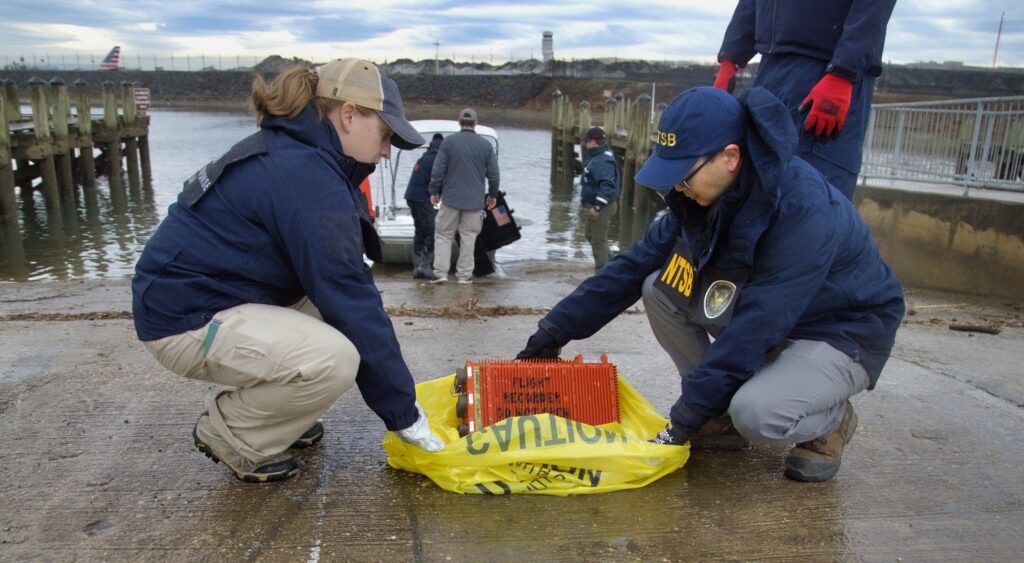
635;86;746;190
315;58;425;150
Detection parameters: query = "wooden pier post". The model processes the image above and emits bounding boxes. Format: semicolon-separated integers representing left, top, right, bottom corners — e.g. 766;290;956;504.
579;101;592;137
28;77;63;227
604;96;618;136
2;79;18;123
121;81;141;193
49;78;77;210
1;89;20;231
550;89;562;188
134;82;152;188
101;81;125;208
73;79;97;195
630;94;654;243
617;101;637;246
0;90;25;263
559;94;575;188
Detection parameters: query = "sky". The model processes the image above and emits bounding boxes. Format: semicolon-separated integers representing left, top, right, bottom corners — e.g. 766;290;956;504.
0;0;1021;69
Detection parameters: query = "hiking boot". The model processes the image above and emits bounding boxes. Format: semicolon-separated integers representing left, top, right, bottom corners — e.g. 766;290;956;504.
690;416;750;451
193;414;299;483
784;401;859;483
290;420;324;449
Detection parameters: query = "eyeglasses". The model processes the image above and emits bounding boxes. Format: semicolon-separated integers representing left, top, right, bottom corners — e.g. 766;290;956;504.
677;154;716;191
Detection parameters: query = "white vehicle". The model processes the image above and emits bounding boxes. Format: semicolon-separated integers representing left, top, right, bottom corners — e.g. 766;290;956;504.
371;120;500;264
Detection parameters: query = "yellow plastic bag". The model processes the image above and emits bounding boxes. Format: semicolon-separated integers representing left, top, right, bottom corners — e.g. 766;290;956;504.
382;373;689;495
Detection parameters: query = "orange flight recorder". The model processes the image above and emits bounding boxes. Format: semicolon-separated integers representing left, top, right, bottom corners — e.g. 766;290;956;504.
453;355;621;436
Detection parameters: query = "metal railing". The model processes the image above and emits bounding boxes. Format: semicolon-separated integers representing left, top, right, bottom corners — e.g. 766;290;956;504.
861;96;1024;193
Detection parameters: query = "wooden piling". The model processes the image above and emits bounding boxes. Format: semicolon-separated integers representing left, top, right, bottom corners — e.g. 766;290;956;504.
121;82;141;193
28;77;63;226
579;101;592;136
101;81;125;201
0;89;19;232
559;94;575;187
604;96;618;136
550;89;562;188
630;94;654;243
74;79;97;194
49;78;76;210
3;79;18;123
134;82;152;187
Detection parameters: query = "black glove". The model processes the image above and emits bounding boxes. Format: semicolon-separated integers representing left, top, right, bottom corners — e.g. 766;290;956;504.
516;327;562;360
649;422;691;446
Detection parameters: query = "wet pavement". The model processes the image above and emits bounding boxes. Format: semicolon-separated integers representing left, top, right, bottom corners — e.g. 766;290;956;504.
1;262;1022;561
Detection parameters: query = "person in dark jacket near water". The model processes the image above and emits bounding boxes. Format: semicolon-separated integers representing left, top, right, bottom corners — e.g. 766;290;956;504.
405;133;444;279
132;59;446;483
517;87;905;482
713;0;896;199
579;126;620;272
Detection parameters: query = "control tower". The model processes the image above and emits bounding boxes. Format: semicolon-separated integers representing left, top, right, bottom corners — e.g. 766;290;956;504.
542;31;553;63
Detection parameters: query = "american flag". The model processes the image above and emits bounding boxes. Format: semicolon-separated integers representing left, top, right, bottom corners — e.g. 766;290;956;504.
491;205;511;227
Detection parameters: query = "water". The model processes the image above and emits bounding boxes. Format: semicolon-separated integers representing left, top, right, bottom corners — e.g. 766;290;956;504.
0;108;603;281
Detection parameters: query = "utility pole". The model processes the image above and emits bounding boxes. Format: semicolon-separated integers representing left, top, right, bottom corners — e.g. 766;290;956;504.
434;41;440;75
993;11;1005;69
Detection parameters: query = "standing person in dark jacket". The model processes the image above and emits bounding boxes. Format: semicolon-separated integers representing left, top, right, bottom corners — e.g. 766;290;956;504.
517;87;905;482
405;133;445;279
579;126;620;272
132;60;445;483
428;108;500;284
713;0;896;199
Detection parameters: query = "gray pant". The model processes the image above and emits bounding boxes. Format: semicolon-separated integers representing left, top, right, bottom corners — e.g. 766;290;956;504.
433;203;483;280
581;201;618;271
641;272;871;444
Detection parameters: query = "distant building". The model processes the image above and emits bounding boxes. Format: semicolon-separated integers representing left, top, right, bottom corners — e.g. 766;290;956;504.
542;31;553;63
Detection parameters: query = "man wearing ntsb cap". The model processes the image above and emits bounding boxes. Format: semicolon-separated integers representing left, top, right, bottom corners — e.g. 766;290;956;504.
579;126;620;272
133;59;446;483
517;86;905;482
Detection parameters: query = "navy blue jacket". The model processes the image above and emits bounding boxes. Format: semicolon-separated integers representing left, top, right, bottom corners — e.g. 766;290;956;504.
404;137;443;203
538;87;905;437
719;0;896;81
581;145;620;209
132;105;418;431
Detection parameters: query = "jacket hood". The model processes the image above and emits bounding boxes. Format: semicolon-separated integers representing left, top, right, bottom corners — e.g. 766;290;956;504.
737;86;798;204
260;104;376;185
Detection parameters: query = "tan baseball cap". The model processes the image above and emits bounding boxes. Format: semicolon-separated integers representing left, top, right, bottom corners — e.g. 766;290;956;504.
315;58;424;150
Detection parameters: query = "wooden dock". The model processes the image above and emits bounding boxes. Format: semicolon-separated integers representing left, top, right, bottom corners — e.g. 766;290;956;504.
0;77;151;253
549;89;667;248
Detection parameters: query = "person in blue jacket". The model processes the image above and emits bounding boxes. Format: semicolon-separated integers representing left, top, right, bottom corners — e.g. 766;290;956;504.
713;0;896;199
517;87;905;482
579;126;620;272
405;133;445;279
132;59;445;483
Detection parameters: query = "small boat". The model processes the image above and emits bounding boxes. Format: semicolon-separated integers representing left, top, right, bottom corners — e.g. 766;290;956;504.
371;120;509;266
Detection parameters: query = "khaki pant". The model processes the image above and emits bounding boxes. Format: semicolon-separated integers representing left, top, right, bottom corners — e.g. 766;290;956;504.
433;203;483;280
143;298;359;463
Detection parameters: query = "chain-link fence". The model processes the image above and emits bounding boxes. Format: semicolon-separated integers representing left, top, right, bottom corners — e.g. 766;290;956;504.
862;96;1024;193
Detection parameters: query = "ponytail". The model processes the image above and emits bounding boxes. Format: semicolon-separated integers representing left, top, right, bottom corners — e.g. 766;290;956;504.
251;65;343;125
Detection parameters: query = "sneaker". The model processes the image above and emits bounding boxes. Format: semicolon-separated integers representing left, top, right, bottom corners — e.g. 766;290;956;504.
690;416;750;451
428;274;448;284
649;422;688;446
193;414;299;483
290;420;324;449
456;277;473;285
783;401;859;482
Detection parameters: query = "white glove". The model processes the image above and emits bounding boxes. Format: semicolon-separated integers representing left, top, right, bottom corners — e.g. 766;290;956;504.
396;402;445;452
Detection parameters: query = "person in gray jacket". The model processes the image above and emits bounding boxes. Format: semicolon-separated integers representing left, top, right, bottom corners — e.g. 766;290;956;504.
428;108;500;284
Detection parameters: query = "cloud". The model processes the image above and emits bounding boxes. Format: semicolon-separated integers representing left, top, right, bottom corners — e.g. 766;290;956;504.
0;0;1020;67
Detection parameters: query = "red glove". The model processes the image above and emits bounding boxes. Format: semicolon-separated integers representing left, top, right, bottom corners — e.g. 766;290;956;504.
713;60;738;93
799;73;853;143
